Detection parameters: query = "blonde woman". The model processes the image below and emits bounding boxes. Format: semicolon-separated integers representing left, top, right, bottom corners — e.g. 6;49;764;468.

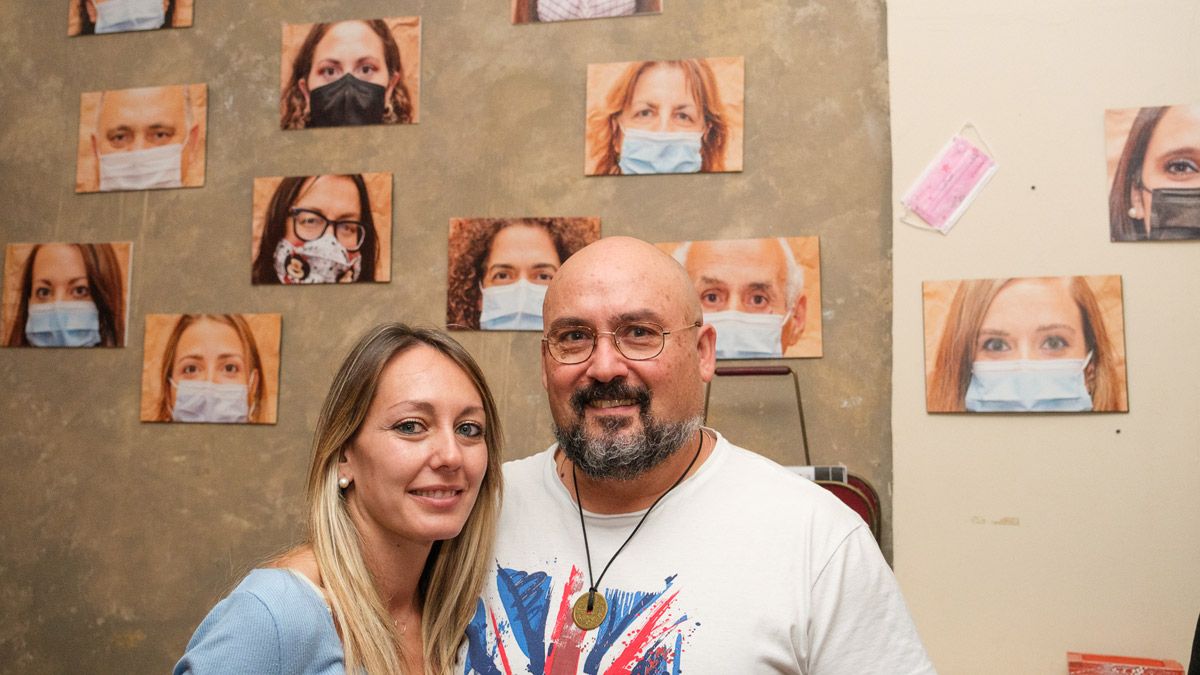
174;324;502;673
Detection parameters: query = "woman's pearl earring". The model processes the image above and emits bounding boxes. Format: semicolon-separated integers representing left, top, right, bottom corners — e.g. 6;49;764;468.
338;476;351;489
1129;207;1140;219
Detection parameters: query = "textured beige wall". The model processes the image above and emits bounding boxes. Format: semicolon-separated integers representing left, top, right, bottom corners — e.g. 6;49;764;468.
0;1;892;671
889;1;1200;672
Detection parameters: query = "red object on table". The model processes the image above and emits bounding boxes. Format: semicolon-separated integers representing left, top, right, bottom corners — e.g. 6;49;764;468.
1067;652;1184;674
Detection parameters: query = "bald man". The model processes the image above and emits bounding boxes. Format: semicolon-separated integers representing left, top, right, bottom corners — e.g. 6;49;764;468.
673;237;807;359
463;237;933;674
89;85;199;192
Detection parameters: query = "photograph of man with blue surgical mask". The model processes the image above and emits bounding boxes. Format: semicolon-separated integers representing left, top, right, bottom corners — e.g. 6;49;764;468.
75;84;206;194
586;57;743;176
280;17;419;130
3;242;131;348
140;313;280;425
658;236;821;359
924;275;1128;413
68;0;193;37
446;218;600;331
1107;102;1200;241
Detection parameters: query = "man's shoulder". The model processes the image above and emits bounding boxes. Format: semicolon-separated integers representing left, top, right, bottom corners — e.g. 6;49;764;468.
501;446;553;484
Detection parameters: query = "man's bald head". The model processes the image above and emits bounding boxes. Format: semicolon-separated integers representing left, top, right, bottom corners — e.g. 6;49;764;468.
544;236;702;327
95;85;190;155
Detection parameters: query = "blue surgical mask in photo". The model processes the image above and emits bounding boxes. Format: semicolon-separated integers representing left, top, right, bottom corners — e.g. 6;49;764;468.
479;279;548;331
98;143;184;192
618;127;704;175
964;352;1093;412
707;310;788;359
25;301;102;348
94;0;167;34
171;379;252;424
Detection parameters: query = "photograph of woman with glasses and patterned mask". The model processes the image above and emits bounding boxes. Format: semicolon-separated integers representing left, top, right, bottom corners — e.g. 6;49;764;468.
251;173;392;285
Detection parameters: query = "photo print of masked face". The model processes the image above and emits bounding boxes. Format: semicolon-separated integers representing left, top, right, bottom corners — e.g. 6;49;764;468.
251;173;391;285
924;275;1128;413
510;0;662;24
658;236;821;359
280;17;420;130
2;242;131;348
75;84;206;194
68;0;194;37
447;217;601;331
1107;102;1200;241
585;56;743;176
141;313;280;424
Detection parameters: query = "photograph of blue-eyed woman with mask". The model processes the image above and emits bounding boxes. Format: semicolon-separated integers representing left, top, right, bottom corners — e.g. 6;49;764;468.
280;17;419;130
140;313;280;425
69;0;192;36
924;275;1128;413
585;57;743;176
251;174;390;285
446;218;600;331
3;242;130;348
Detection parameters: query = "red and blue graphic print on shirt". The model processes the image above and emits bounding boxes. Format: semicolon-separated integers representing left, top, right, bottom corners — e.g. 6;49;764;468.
464;563;698;674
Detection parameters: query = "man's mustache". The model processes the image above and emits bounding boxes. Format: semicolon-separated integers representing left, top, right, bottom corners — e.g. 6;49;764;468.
570;379;651;414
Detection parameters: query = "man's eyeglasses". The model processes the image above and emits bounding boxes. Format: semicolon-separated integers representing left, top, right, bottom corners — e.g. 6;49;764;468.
290;208;367;252
543;321;701;364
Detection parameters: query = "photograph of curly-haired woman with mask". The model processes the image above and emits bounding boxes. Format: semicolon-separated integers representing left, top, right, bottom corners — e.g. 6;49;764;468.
447;218;600;331
3;242;131;348
251;173;391;285
280;17;420;130
586;57;743;176
68;0;193;36
923;275;1127;413
1107;102;1200;241
140;313;281;424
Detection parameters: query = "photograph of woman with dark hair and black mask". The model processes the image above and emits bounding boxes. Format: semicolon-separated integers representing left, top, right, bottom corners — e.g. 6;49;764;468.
280;17;420;130
140;313;281;424
251;173;392;285
923;275;1128;413
3;242;132;348
1107;102;1200;241
68;0;193;36
447;218;600;331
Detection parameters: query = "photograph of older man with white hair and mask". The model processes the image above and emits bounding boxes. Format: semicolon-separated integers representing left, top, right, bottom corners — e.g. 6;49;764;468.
76;83;206;194
658;236;822;359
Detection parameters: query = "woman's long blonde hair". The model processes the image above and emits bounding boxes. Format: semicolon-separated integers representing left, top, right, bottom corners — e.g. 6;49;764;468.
307;323;502;673
586;59;729;175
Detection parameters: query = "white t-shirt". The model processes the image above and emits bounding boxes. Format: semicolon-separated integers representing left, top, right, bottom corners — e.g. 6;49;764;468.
462;430;935;674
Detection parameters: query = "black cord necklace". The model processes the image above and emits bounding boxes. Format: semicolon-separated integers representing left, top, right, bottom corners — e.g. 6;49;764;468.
569;430;706;631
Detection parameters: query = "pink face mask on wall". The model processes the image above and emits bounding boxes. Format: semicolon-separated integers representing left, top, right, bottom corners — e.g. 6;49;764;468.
901;133;997;233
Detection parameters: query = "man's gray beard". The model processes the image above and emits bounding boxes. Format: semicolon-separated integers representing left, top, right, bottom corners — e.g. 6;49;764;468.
554;413;703;481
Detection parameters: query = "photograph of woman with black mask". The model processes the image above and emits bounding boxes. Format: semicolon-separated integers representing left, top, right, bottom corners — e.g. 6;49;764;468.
924;275;1127;413
3;242;131;348
141;313;280;424
1107;102;1200;241
68;0;193;36
446;218;599;331
280;17;420;130
251;173;391;285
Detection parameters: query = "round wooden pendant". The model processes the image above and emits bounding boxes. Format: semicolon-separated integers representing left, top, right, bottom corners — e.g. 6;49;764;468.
571;591;607;630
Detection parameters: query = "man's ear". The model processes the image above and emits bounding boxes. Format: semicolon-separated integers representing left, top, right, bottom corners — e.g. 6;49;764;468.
697;322;717;383
181;123;200;183
86;0;98;23
90;134;101;188
781;294;807;352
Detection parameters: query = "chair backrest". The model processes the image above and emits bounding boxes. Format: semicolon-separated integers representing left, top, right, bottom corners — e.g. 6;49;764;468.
817;476;881;542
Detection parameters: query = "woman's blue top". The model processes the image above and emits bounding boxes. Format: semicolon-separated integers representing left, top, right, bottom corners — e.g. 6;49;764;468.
173;568;345;674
